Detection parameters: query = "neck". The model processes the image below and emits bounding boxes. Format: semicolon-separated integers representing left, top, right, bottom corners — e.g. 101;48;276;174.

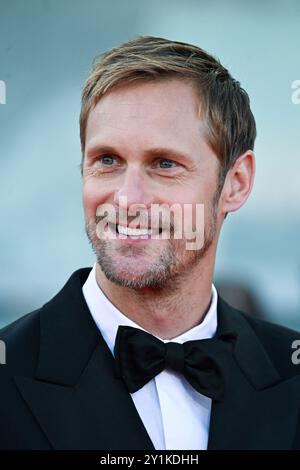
95;256;215;340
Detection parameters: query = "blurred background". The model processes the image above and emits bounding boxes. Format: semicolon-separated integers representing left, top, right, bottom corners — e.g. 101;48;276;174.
0;0;299;329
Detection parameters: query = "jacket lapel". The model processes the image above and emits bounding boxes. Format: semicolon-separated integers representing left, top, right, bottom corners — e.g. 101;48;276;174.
14;268;155;450
207;298;300;449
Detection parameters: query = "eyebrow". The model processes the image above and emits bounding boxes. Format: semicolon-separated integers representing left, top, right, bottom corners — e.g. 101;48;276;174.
85;144;194;163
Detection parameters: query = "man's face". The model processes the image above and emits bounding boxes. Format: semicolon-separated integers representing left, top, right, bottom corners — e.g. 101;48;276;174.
82;78;222;290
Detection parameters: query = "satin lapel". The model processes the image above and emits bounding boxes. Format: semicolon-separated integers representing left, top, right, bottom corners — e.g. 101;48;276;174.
207;298;300;449
14;341;155;450
14;268;155;450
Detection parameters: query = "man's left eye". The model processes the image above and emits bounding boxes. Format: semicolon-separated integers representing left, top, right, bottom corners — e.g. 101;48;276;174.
157;159;177;169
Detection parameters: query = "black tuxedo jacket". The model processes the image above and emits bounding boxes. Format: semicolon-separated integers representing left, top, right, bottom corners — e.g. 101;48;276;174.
1;267;300;450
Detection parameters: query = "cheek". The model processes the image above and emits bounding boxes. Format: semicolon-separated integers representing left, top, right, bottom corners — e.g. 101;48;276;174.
82;179;107;216
182;188;215;231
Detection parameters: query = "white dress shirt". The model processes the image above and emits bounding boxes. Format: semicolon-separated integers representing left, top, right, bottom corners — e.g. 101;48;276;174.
82;263;218;450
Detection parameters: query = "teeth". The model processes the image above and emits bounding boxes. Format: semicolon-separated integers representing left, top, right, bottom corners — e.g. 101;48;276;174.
117;225;160;236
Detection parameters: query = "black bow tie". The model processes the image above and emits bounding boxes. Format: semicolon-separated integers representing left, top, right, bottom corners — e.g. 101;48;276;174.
114;325;237;402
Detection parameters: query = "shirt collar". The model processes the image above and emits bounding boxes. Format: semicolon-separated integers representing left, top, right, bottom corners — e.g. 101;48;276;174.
82;263;218;356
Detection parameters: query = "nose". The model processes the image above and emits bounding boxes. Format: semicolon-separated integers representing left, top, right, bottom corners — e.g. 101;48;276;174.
113;166;154;213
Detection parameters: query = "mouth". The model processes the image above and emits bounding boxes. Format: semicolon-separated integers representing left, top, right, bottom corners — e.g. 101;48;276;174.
108;222;163;238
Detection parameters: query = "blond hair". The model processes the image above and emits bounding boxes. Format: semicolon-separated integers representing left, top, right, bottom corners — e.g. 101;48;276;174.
80;36;256;184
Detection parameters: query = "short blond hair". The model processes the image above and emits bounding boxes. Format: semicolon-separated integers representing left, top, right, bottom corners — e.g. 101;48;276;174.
80;36;256;183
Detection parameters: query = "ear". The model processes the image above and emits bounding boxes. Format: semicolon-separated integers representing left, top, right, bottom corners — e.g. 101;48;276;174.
219;150;255;216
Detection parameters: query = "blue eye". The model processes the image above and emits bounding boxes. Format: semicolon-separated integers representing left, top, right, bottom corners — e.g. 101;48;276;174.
158;159;176;169
100;155;115;165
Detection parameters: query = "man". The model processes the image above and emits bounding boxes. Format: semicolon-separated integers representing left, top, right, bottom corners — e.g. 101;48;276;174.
1;36;300;450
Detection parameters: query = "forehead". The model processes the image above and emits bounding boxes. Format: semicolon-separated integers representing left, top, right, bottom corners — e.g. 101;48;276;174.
85;79;209;155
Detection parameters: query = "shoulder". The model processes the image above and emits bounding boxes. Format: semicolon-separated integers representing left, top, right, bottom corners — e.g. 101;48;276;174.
237;307;300;379
0;267;93;379
0;308;41;378
240;309;300;342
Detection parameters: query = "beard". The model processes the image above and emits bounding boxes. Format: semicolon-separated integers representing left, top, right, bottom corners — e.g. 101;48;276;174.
85;194;219;291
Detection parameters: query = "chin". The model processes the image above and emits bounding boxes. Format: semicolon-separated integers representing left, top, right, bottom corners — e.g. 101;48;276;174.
100;261;171;290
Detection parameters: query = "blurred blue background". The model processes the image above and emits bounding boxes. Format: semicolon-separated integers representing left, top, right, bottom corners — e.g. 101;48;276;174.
0;0;299;329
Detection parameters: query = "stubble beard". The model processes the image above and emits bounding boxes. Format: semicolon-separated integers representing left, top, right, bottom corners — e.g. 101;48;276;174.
84;195;219;292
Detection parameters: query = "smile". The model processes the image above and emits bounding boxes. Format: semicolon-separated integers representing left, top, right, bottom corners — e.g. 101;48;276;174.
117;225;161;237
